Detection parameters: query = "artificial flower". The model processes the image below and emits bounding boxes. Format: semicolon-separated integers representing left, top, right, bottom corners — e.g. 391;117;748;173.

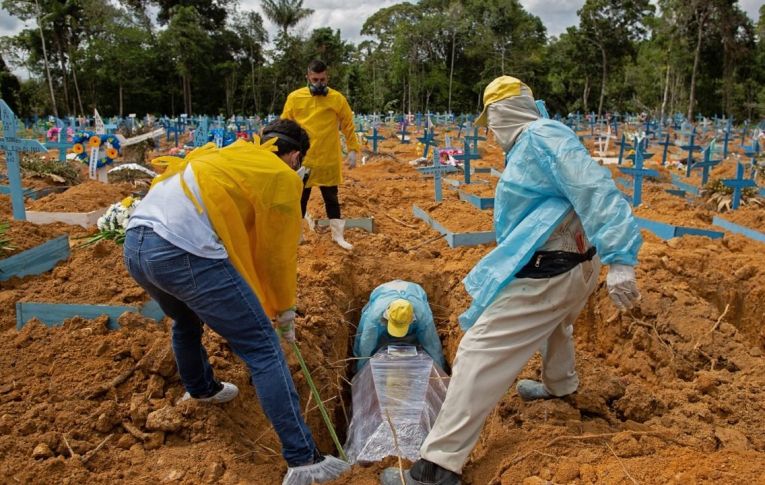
88;135;101;148
106;148;119;159
72;143;84;154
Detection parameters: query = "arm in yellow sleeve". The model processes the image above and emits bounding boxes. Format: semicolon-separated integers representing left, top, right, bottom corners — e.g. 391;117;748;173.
281;94;294;121
256;172;302;315
337;95;361;152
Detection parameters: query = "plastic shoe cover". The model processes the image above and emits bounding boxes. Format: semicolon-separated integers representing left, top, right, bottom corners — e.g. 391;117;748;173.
282;455;350;485
329;219;353;250
516;379;554;401
177;382;239;404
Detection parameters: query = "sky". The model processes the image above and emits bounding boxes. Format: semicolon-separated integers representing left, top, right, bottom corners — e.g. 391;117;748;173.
1;0;762;49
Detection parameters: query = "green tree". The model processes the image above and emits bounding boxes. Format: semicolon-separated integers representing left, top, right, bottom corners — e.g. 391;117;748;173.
261;0;313;38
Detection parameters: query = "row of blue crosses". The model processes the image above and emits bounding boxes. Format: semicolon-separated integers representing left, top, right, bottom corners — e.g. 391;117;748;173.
617;130;759;209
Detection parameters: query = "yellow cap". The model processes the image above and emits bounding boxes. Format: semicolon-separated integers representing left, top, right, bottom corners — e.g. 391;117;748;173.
475;76;532;127
385;299;414;338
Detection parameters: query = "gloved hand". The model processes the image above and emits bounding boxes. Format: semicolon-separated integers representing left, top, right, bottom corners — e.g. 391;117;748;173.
347;151;358;169
276;310;296;343
606;264;640;310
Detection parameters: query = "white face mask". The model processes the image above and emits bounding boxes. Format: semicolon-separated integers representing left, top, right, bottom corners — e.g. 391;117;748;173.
296;166;309;179
488;95;540;152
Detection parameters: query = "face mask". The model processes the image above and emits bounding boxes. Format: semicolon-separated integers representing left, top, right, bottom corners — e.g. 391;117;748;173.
308;82;328;96
296;166;309;179
488;95;540;152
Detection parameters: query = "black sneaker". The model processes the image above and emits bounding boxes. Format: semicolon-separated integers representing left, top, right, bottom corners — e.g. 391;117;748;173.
379;459;461;485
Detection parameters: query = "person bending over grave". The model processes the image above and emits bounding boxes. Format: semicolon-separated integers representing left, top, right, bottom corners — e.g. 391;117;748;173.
123;119;349;485
353;280;446;372
281;59;361;250
387;76;642;485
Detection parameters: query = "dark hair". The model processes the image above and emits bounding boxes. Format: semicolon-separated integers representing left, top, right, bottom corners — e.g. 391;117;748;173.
262;119;310;157
307;59;327;74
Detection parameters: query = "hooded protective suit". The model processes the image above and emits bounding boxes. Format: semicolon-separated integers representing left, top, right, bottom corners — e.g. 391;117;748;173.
150;138;302;317
354;280;445;371
460;98;642;329
281;87;360;188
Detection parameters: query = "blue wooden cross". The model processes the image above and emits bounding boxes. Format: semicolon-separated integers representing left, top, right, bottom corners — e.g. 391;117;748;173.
0;100;48;220
681;127;703;177
618;136;659;206
453;139;481;185
742;138;760;163
722;119;732;158
398;121;410;144
617;134;627;165
417;128;440;158
44;137;74;162
657;133;672;166
193;117;209;147
722;163;757;210
464;126;486;150
367;126;385;153
691;143;723;186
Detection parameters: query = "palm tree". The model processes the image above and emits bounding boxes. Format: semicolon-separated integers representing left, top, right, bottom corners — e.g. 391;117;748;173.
261;0;314;37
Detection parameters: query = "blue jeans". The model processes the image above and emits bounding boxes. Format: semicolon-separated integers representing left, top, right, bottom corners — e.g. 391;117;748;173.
123;226;317;466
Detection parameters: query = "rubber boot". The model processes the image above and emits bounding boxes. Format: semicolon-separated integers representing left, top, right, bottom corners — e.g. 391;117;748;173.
329;219;353;250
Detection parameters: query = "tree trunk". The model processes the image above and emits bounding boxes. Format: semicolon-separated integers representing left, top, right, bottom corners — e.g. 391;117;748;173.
448;28;456;114
119;81;123;117
688;11;705;121
597;43;607;118
660;55;671;123
35;0;58;117
53;34;71;115
68;45;84;115
583;75;590;113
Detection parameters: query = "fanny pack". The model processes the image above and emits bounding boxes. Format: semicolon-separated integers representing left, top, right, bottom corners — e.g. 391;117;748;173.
515;246;596;279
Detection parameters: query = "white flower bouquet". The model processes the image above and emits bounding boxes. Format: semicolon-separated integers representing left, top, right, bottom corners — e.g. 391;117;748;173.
84;196;141;245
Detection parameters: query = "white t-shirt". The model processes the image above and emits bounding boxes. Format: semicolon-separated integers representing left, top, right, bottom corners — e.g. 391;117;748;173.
127;165;228;259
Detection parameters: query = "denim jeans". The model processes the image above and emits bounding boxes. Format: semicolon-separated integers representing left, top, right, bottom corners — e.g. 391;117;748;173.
123;226;317;466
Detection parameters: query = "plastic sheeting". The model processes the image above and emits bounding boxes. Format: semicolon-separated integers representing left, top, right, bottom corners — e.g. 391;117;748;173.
345;346;449;464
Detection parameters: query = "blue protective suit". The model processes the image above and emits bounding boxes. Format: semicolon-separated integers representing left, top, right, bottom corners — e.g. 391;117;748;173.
459;119;642;330
353;280;445;371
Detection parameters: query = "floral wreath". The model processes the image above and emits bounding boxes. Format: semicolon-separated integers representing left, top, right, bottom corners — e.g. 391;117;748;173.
71;131;121;168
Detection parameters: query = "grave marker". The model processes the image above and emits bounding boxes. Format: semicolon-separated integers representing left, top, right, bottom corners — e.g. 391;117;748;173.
722;163;757;210
617;136;659;206
0;100;48;220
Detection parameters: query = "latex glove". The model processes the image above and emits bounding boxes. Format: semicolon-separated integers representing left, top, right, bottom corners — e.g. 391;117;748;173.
276;310;296;343
606;264;640;310
347;151;358;169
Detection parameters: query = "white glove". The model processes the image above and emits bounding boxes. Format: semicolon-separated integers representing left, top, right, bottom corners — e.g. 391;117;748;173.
606;264;641;310
276;310;296;343
347;151;358;169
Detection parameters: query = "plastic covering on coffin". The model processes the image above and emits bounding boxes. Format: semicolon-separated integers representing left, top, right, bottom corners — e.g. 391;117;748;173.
344;346;449;464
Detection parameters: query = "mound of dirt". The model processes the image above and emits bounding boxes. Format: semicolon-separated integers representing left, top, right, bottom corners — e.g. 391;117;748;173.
0;220;68;258
28;181;136;213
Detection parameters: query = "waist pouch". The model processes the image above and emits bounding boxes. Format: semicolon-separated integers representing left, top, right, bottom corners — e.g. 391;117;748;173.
515;246;596;279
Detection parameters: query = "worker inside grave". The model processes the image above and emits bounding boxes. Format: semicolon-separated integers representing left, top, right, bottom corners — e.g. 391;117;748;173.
123;119;348;485
353;280;446;372
345;280;448;464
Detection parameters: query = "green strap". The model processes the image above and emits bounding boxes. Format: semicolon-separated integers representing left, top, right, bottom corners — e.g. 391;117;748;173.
291;341;348;462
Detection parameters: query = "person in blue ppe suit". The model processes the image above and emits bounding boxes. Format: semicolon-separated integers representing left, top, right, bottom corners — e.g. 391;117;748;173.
391;77;643;485
354;280;446;371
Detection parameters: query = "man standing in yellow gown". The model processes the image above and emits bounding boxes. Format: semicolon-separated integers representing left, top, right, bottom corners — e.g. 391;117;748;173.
282;59;361;250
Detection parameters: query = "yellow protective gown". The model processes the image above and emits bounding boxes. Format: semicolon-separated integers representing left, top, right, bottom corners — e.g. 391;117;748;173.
281;87;360;188
150;138;302;317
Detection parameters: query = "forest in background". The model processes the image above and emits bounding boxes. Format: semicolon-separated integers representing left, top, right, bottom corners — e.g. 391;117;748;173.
1;0;764;121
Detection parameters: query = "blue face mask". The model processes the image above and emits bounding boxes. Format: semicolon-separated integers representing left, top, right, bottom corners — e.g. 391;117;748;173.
308;81;328;96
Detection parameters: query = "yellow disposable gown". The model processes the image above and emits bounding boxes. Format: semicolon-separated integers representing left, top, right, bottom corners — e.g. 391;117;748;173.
150;138;302;317
281;87;360;188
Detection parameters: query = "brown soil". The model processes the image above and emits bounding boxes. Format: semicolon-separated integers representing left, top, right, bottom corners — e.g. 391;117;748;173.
459;181;497;198
1;134;765;484
422;198;495;233
28;181;136;213
716;205;765;232
0;220;68;258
